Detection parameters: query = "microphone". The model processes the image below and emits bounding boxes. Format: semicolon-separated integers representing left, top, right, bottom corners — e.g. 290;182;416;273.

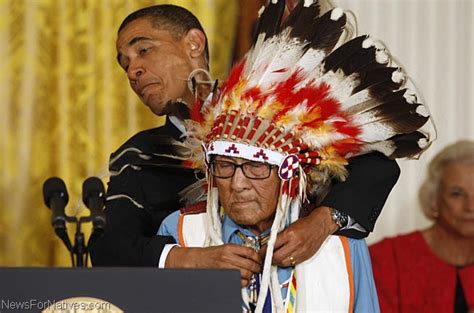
43;177;69;229
82;177;106;232
43;177;72;251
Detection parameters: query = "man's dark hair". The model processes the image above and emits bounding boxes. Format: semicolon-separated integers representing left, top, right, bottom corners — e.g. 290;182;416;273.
118;4;209;63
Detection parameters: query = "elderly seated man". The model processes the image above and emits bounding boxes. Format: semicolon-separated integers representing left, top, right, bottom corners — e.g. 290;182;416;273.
160;153;381;312
158;1;434;312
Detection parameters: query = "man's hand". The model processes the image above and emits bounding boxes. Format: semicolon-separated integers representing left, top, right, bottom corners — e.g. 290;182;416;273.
262;206;339;267
166;244;262;287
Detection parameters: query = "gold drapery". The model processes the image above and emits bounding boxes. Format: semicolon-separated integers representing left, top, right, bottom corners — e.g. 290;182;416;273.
0;0;237;266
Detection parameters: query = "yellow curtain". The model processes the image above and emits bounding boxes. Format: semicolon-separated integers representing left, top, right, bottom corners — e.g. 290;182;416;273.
0;0;238;266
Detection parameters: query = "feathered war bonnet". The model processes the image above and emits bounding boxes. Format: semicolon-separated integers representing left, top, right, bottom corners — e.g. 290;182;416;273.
182;0;435;311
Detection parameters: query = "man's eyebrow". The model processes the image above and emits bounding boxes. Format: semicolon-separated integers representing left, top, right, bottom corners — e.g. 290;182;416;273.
116;36;153;67
128;36;152;47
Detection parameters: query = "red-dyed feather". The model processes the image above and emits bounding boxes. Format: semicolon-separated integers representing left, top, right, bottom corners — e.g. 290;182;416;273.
242;86;262;102
221;60;246;96
333;140;363;156
333;120;361;138
190;98;204;123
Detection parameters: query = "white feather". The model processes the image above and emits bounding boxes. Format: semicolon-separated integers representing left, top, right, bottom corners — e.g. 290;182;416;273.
331;8;344;20
248;29;307;88
403;90;417;104
350;109;379;126
391;69;405;84
416;104;429;117
375;49;390;64
244;34;266;75
340;89;371;113
358;122;399;142
301;130;350;149
327;72;360;104
418;137;429;149
291;48;327;77
311;69;358;103
359;141;396;157
362;37;375;49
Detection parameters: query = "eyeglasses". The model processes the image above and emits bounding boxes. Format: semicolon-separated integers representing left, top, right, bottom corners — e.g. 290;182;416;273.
210;160;274;179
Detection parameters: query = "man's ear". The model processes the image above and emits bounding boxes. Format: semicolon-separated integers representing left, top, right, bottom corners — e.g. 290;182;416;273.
184;29;207;60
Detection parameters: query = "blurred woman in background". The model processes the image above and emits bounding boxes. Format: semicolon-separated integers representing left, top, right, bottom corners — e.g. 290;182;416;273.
370;140;474;313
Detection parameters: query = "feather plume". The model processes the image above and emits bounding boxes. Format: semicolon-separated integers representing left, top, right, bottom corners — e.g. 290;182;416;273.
282;0;320;42
253;0;286;42
183;0;434;200
309;8;347;54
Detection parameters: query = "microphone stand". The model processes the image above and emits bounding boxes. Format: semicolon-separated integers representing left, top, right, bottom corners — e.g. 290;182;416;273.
65;215;92;267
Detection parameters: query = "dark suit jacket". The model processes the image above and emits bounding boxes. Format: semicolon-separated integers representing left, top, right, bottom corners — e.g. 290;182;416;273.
89;117;400;266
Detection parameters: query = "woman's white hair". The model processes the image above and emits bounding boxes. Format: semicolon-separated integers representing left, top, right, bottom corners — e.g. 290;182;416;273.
418;140;474;219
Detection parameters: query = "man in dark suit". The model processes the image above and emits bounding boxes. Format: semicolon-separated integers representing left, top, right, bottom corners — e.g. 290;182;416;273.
89;4;399;283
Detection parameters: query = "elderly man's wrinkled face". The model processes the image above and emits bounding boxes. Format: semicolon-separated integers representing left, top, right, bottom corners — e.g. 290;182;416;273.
213;156;281;235
435;162;474;238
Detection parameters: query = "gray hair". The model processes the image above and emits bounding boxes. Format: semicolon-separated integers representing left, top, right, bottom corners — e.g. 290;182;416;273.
418;140;474;219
